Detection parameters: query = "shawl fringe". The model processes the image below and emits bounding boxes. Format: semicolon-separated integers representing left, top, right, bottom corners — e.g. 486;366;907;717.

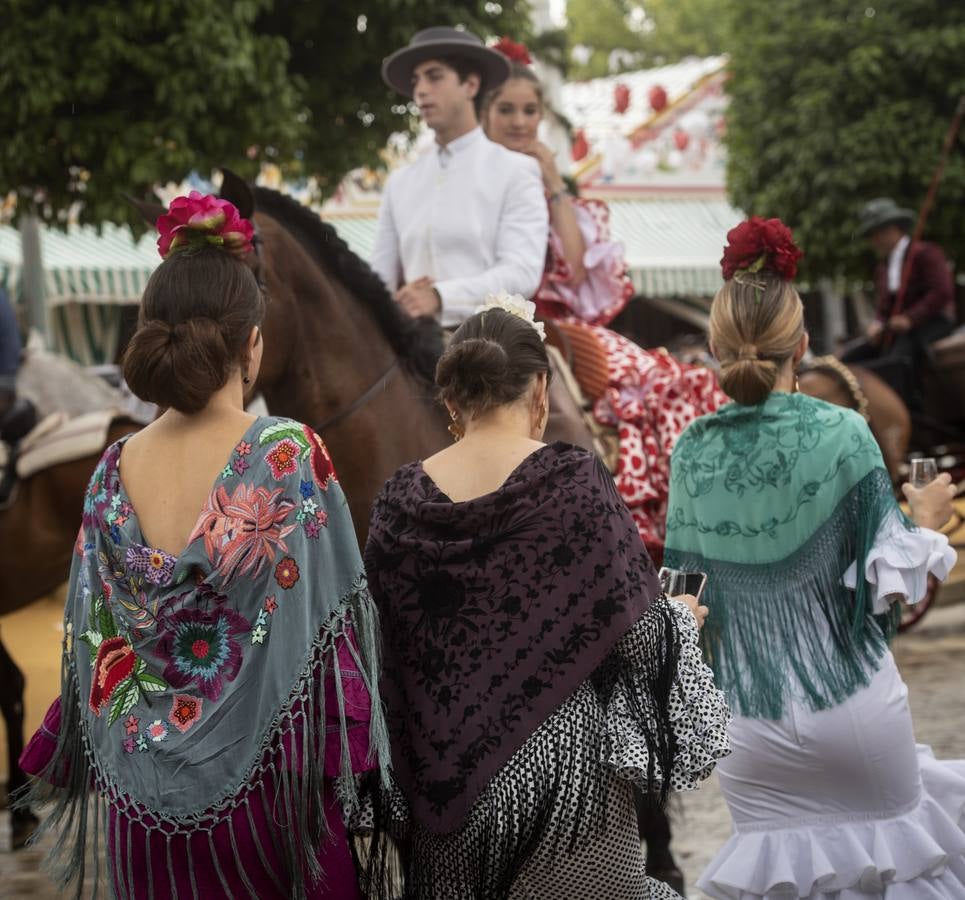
355;600;682;900
14;579;389;900
665;467;906;719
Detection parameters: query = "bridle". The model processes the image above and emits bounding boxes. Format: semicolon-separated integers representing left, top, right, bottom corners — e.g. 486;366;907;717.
247;222;401;435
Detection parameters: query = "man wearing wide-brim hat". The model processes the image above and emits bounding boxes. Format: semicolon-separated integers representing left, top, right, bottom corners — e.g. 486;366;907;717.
370;27;548;328
842;197;955;407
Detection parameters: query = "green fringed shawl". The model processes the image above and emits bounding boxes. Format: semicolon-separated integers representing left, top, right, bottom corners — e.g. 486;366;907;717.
664;392;908;719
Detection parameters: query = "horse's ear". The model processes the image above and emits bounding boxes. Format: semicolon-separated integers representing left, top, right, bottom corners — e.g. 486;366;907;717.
126;195;166;229
219;169;255;220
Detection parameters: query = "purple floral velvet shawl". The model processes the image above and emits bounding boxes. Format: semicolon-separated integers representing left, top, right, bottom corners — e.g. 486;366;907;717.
364;442;662;833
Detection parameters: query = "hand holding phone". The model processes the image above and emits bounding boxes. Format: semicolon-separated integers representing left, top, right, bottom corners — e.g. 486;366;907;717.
658;567;707;601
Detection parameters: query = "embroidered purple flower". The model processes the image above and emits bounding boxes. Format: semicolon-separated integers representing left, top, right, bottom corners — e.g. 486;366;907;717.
123;737;136;754
146;720;168;742
304;518;321;539
154;601;250;701
126;544;176;586
232;455;250;476
168;694;203;733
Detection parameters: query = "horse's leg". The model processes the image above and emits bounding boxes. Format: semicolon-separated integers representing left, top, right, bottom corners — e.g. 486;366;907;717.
0;632;39;849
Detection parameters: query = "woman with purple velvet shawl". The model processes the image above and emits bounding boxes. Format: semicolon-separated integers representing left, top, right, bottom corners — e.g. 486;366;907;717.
357;296;730;899
17;194;388;899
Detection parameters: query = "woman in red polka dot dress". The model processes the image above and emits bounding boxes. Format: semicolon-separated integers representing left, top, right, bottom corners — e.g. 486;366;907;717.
484;44;725;563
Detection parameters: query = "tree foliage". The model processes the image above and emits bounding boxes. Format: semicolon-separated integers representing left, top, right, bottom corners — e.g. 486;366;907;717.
724;0;965;280
0;0;530;228
567;0;729;80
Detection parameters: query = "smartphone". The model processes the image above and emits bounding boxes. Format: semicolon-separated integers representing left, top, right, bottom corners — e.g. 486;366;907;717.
658;567;708;601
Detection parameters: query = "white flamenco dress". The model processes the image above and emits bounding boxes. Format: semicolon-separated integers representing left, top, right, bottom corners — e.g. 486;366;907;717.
698;514;965;899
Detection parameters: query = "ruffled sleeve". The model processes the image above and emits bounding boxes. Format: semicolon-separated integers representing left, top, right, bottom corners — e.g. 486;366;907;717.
842;509;957;614
603;597;731;793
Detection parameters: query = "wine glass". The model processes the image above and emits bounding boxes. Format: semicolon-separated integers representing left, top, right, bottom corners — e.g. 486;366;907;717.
909;458;938;489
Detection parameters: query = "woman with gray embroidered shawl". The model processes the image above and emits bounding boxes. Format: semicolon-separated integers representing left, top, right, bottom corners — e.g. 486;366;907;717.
664;217;965;898
358;294;731;899
16;193;388;899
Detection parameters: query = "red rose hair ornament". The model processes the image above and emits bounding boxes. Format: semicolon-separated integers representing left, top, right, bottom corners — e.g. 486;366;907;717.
720;216;803;282
156;191;255;260
492;37;533;65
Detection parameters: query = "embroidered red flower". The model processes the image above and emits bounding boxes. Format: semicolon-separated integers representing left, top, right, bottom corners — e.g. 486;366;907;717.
492;36;532;65
156;191;254;260
264;595;278;615
265;438;301;480
302;425;336;488
274;557;300;589
123;714;140;735
89;637;136;715
168;694;203;734
721;216;803;281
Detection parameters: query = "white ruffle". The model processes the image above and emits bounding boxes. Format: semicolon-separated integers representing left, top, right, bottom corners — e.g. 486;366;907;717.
604;599;731;792
697;746;965;899
842;510;956;614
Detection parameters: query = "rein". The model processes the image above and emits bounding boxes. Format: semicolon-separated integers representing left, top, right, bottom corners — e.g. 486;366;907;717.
314;360;400;434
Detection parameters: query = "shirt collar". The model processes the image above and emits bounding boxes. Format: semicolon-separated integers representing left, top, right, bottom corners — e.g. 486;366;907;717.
889;234;911;266
437;127;484;168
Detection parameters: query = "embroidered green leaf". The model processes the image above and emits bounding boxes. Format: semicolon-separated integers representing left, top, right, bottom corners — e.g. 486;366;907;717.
137;673;168;693
107;678;140;726
258;423;310;453
79;630;102;662
98;598;118;640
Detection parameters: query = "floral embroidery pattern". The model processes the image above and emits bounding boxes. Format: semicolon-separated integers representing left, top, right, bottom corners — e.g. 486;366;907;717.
265;438;301;480
125;544;177;586
123;714;140;735
250;595;280;646
146;720;169;742
79;593;169;726
189;482;296;584
154;598;250;701
295;480;328;539
168;694;203;733
123;737;136;754
274;557;300;589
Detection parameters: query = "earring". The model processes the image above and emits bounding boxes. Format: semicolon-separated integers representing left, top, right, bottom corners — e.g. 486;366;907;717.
243;372;251;385
447;408;464;442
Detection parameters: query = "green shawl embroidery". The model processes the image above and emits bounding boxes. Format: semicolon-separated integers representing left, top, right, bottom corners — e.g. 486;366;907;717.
664;393;907;719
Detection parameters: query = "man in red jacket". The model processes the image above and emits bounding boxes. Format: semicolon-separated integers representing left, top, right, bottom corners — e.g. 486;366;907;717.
842;197;956;407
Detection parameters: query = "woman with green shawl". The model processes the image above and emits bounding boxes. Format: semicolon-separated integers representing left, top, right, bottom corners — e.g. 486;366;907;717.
665;217;965;898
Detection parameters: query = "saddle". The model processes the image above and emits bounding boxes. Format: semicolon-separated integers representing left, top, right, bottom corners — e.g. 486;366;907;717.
0;398;38;505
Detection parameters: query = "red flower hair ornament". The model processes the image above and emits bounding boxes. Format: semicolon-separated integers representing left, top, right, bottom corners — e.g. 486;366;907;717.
720;216;803;282
492;36;533;65
156;191;255;260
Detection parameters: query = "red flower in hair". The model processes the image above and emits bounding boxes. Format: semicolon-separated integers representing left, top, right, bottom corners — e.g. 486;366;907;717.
156;191;255;260
492;37;532;65
721;216;803;281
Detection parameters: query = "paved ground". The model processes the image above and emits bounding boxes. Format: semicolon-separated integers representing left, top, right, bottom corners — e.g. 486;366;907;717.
3;595;965;897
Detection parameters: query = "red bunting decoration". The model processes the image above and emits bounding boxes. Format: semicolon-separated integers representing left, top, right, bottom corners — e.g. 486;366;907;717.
614;83;631;115
648;84;668;113
571;129;589;162
673;129;690;151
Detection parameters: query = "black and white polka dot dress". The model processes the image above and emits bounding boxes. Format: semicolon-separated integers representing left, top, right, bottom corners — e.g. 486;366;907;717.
356;598;730;899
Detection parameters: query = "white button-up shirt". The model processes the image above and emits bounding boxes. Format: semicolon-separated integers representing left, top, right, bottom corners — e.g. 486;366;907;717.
370;127;549;328
887;234;911;293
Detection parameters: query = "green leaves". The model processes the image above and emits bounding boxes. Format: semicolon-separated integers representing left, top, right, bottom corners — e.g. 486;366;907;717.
107;677;140;726
725;0;965;281
258;422;310;455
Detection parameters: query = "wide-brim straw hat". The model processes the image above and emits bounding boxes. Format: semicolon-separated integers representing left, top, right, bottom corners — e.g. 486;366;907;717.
856;197;915;237
382;27;510;98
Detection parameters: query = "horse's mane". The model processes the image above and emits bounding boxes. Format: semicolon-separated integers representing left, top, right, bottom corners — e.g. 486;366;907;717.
251;186;442;383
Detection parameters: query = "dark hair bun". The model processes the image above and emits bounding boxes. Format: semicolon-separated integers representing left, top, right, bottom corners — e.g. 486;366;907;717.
123;317;231;415
122;247;264;415
435;307;550;415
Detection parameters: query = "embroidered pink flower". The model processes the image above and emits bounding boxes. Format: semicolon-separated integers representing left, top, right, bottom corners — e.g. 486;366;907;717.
264;595;278;615
123;737;136;754
89;637;136;715
315;510;328;527
123;714;140;735
189;482;297;584
274;557;300;589
126;544;176;586
265;439;301;480
156;191;254;259
146;720;169;742
168;695;203;733
235;441;252;456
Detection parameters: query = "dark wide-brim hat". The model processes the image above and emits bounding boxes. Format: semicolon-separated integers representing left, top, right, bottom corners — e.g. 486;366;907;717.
856;197;915;237
382;27;511;98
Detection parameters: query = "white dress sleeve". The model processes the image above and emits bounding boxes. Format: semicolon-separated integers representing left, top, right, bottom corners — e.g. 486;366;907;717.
842;509;957;613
